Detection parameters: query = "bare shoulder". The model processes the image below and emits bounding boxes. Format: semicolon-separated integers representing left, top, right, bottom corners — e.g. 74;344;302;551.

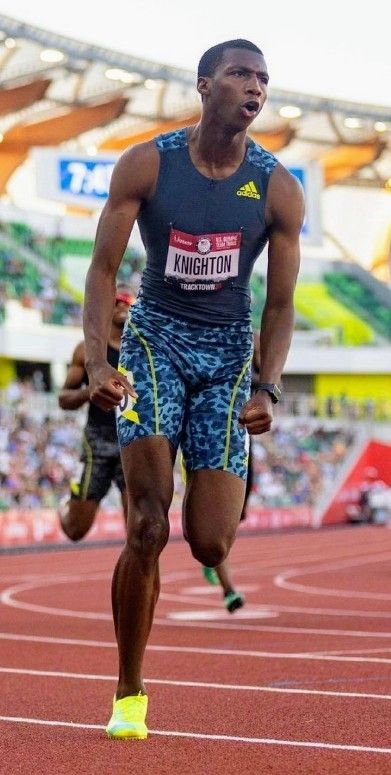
110;139;160;202
266;163;305;230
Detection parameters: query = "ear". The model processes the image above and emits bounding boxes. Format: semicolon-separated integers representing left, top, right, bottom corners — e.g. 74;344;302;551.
197;76;210;98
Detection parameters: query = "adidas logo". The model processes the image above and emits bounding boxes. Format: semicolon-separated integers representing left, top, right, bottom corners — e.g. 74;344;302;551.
236;180;261;199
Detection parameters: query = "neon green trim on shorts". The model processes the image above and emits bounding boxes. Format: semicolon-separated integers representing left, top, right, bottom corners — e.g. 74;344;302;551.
80;432;93;500
128;320;159;434
180;451;187;484
223;357;252;470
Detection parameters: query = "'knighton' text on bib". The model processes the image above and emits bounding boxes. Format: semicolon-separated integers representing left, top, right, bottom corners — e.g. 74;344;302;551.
164;227;241;292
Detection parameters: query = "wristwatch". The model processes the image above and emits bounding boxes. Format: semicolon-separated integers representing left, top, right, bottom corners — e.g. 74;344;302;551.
257;383;282;404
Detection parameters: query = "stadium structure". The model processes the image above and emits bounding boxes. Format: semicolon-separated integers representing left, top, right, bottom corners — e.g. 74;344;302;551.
0;15;390;547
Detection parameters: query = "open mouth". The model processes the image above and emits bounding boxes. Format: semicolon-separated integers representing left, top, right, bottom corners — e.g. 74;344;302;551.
241;100;259;118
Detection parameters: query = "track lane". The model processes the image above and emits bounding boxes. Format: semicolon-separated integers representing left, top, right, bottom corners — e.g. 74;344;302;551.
1;526;390;773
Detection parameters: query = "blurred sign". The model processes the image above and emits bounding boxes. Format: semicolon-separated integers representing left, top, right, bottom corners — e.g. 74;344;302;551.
33;149;117;209
33;149;323;243
288;162;323;244
59;158;115;200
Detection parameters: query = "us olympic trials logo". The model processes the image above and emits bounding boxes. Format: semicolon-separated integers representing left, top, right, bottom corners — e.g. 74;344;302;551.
196;237;212;255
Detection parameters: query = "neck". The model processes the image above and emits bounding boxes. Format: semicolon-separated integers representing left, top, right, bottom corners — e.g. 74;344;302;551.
188;119;248;178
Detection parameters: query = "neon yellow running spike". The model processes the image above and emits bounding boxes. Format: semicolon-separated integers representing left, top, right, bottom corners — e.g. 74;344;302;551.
106;693;148;740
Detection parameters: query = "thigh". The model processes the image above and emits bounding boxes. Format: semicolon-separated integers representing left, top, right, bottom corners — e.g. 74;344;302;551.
181;357;252;481
113;456;126;494
117;318;186;453
183;468;245;548
120;435;176;519
75;430;113;503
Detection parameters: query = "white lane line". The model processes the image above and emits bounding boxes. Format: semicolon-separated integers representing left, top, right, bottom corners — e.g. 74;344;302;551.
275;552;391;601
183;585;259;595
0;715;390;754
2;566;391;626
167;609;278;620
236;604;391;619
0;632;390;664
235;545;391;575
0;632;115;648
156;617;391;639
146;645;391;664
1;666;390;701
299;647;391;656
3;578;391;631
0;574;112;620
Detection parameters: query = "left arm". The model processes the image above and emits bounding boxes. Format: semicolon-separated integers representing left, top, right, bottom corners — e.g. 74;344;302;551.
239;165;304;434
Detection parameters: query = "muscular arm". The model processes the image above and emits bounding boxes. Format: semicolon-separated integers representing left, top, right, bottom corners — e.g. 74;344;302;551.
83;141;158;408
58;342;90;410
240;165;304;433
258;165;304;383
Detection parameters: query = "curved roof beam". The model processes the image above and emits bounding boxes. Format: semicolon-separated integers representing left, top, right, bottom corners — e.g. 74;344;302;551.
319;140;386;185
99;114;199;150
0;96;127;191
0;78;51;115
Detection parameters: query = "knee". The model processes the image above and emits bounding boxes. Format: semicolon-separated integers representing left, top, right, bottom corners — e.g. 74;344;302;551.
128;497;170;560
189;537;229;568
63;523;88;542
59;506;91;542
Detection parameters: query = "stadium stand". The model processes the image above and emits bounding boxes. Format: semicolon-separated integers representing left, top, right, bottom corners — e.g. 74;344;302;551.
0;218;143;324
4;215;389;343
294;282;376;345
324;266;391;340
0;379;356;514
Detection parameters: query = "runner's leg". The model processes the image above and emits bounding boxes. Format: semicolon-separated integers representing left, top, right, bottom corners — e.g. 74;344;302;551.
113;436;175;697
183;469;245;567
60;499;99;542
60;432;114;541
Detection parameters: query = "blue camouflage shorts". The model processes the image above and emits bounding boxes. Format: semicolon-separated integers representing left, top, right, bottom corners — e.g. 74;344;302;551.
117;300;253;480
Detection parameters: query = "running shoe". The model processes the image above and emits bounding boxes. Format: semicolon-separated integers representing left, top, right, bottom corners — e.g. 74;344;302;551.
202;566;219;585
106;693;148;740
224;591;245;613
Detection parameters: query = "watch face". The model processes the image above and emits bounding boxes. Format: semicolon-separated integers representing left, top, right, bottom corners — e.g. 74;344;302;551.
259;383;281;403
273;384;282;400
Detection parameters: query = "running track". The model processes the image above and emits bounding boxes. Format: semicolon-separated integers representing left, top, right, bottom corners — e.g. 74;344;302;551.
1;525;390;774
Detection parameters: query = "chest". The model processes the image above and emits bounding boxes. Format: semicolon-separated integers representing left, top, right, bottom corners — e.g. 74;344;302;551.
149;162;268;242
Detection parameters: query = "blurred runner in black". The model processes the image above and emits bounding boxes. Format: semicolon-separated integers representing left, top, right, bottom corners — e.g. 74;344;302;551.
58;286;134;541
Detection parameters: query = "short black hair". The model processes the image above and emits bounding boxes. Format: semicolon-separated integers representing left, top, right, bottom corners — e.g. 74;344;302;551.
197;39;263;80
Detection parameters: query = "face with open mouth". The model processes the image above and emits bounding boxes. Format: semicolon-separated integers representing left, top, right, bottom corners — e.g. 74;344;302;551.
206;48;268;128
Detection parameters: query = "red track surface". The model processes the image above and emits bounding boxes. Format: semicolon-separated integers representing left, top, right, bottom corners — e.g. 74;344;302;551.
1;525;391;774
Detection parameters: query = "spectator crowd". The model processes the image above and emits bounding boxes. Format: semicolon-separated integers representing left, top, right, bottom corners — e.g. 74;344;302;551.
0;379;355;514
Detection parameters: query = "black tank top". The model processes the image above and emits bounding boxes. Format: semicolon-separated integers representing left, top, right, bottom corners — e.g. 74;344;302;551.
86;343;119;430
138;128;278;324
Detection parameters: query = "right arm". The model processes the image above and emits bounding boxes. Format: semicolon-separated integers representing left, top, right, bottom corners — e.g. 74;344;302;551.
58;341;90;411
83;141;158;410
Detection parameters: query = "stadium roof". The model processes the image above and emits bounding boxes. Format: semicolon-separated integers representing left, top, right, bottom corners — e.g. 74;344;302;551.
0;13;390;196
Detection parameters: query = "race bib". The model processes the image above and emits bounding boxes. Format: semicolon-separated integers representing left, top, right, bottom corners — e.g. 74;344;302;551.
164;227;241;292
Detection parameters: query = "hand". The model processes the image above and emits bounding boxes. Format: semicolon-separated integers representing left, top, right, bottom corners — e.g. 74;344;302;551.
87;362;138;411
239;391;273;435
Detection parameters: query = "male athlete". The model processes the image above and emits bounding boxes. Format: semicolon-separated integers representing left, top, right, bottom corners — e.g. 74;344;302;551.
83;39;304;739
58;286;133;541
